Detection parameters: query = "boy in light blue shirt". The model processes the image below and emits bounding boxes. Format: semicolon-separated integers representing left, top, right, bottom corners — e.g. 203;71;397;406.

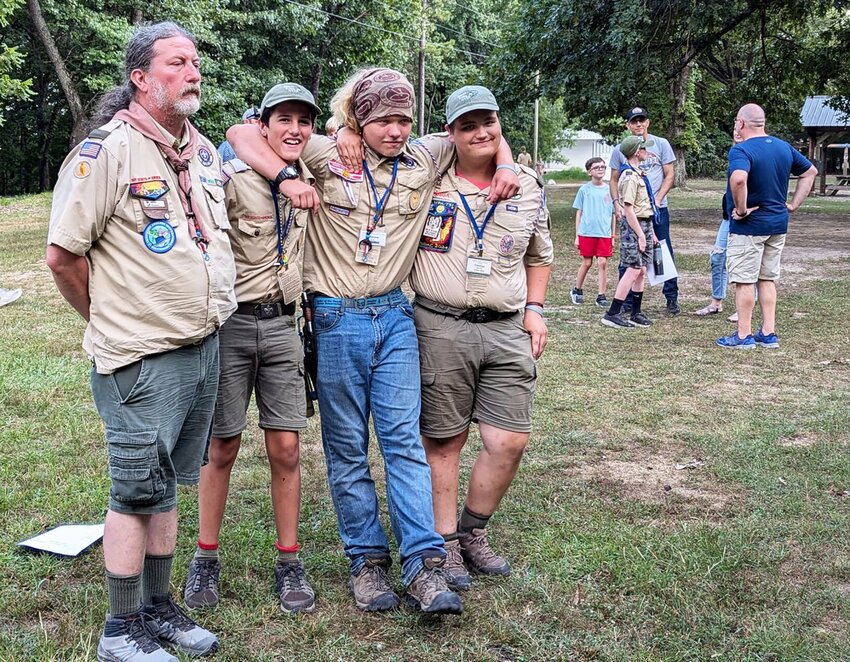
571;157;615;307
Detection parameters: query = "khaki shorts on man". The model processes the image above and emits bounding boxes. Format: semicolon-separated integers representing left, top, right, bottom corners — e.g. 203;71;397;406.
726;233;785;284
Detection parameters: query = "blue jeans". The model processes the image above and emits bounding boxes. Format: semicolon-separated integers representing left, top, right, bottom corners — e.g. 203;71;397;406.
312;287;444;586
619;207;678;304
710;219;730;300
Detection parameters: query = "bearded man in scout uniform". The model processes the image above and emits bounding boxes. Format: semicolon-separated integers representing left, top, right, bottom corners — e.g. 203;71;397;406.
227;67;519;614
183;83;320;614
46;22;234;662
407;86;553;590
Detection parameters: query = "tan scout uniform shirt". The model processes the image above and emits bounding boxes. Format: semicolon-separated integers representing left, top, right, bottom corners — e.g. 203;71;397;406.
298;134;455;298
618;167;653;218
48;118;237;375
409;164;553;312
222;159;313;303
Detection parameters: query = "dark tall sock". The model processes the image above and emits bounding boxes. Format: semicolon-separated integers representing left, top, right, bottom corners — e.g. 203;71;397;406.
632;291;644;314
608;298;624;315
106;571;142;617
142;554;173;603
459;505;491;533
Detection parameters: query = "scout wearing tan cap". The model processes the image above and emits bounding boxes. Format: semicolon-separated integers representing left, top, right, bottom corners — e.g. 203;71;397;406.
185;83;320;616
46;22;231;662
227;66;520;616
410;85;553;591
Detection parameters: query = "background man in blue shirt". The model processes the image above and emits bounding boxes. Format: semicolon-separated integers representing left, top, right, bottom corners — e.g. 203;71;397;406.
717;103;817;349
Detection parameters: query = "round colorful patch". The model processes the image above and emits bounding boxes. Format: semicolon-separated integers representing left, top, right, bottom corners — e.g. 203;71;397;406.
499;234;515;255
143;220;177;254
74;161;91;179
198;146;213;167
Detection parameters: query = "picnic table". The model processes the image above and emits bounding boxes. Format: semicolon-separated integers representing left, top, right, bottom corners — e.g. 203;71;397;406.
825;174;850;195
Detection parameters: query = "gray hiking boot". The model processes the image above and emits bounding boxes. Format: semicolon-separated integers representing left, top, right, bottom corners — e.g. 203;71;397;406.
275;559;316;613
458;528;511;576
183;557;220;609
142;595;218;657
404;556;463;614
442;539;471;591
347;555;401;612
97;612;177;662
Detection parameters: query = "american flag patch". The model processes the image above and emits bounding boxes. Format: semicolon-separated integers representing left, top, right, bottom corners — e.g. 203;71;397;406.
79;141;102;159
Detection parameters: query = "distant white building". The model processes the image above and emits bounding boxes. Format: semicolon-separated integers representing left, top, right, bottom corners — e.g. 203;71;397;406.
546;129;614;176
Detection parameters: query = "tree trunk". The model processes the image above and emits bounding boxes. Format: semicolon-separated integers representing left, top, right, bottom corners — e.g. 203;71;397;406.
27;0;87;147
668;58;693;190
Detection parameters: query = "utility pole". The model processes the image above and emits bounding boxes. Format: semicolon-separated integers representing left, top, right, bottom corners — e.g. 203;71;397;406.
532;70;540;165
418;0;427;135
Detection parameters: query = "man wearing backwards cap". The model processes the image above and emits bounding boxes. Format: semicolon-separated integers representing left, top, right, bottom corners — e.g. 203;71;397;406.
409;85;553;591
608;106;679;315
185;83;320;614
227;67;519;614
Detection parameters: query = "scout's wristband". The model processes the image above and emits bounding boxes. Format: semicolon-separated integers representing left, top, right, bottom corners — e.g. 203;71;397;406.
525;302;544;317
496;164;517;173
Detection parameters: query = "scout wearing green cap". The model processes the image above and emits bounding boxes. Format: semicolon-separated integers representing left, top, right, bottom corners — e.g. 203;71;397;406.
619;135;655;158
260;82;321;124
445;85;500;125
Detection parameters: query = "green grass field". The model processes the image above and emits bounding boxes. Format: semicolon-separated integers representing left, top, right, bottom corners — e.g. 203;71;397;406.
1;184;849;660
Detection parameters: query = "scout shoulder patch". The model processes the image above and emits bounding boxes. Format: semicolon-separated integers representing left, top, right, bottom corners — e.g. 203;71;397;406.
198;146;214;166
419;199;457;253
79;141;102;159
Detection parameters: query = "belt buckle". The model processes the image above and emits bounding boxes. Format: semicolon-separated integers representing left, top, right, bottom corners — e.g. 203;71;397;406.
470;309;488;323
258;303;277;319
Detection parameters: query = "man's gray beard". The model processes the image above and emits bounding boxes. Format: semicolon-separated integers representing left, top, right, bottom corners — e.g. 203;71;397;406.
151;80;201;118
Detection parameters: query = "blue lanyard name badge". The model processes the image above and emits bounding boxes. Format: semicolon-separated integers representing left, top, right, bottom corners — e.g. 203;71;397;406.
357;158;399;264
269;182;302;304
459;192;496;277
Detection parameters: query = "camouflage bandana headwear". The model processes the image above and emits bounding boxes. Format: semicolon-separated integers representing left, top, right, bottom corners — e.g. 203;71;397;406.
353;68;415;127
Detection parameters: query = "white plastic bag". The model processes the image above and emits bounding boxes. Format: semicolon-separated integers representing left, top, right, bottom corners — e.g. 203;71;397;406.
647;242;678;286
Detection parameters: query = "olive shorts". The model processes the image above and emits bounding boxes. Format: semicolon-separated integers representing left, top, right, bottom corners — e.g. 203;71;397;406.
212;312;307;437
414;305;537;437
90;333;219;515
726;232;786;283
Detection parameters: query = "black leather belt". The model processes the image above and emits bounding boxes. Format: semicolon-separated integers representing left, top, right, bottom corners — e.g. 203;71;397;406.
458;307;517;323
234;301;296;319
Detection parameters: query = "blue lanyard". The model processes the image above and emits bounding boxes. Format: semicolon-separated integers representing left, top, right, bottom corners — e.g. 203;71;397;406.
458;193;496;256
269;182;295;268
363;157;399;234
620;163;659;220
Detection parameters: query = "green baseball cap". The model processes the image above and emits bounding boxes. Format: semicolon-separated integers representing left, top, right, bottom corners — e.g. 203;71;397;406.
445;85;500;124
260;82;321;119
620;135;654;157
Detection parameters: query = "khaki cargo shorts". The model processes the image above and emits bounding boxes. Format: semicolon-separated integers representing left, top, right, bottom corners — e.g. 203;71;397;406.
726;232;786;283
414;305;537;437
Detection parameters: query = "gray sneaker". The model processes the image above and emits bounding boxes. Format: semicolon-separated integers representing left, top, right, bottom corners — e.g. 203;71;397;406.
97;613;177;662
275;559;316;613
442;539;471;591
458;528;511;576
184;557;220;609
404;556;463;614
347;555;401;612
142;595;219;657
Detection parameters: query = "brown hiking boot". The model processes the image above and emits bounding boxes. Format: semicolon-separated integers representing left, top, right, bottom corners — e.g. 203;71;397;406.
458;528;510;576
347;555;400;612
404;556;463;614
442;539;471;591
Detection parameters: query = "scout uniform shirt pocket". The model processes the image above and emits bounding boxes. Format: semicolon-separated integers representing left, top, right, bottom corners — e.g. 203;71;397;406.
323;160;361;215
202;182;230;230
397;170;431;216
419;198;458;252
128;177;177;234
235;214;276;266
492;204;533;268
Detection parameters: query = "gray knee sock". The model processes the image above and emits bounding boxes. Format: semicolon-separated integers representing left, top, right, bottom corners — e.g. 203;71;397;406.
106;571;142;618
142;554;173;603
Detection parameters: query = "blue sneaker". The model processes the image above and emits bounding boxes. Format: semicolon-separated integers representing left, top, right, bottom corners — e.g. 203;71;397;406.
716;332;755;349
754;329;779;348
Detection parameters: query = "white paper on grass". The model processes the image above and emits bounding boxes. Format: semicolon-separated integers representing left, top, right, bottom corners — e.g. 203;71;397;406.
647;242;678;286
17;523;104;557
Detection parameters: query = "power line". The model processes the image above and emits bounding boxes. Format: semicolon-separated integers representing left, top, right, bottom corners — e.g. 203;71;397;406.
279;0;490;59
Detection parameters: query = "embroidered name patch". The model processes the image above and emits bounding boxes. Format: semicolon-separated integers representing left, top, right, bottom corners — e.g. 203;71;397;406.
505;204;518;213
328;204;351;216
199;174;224;187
